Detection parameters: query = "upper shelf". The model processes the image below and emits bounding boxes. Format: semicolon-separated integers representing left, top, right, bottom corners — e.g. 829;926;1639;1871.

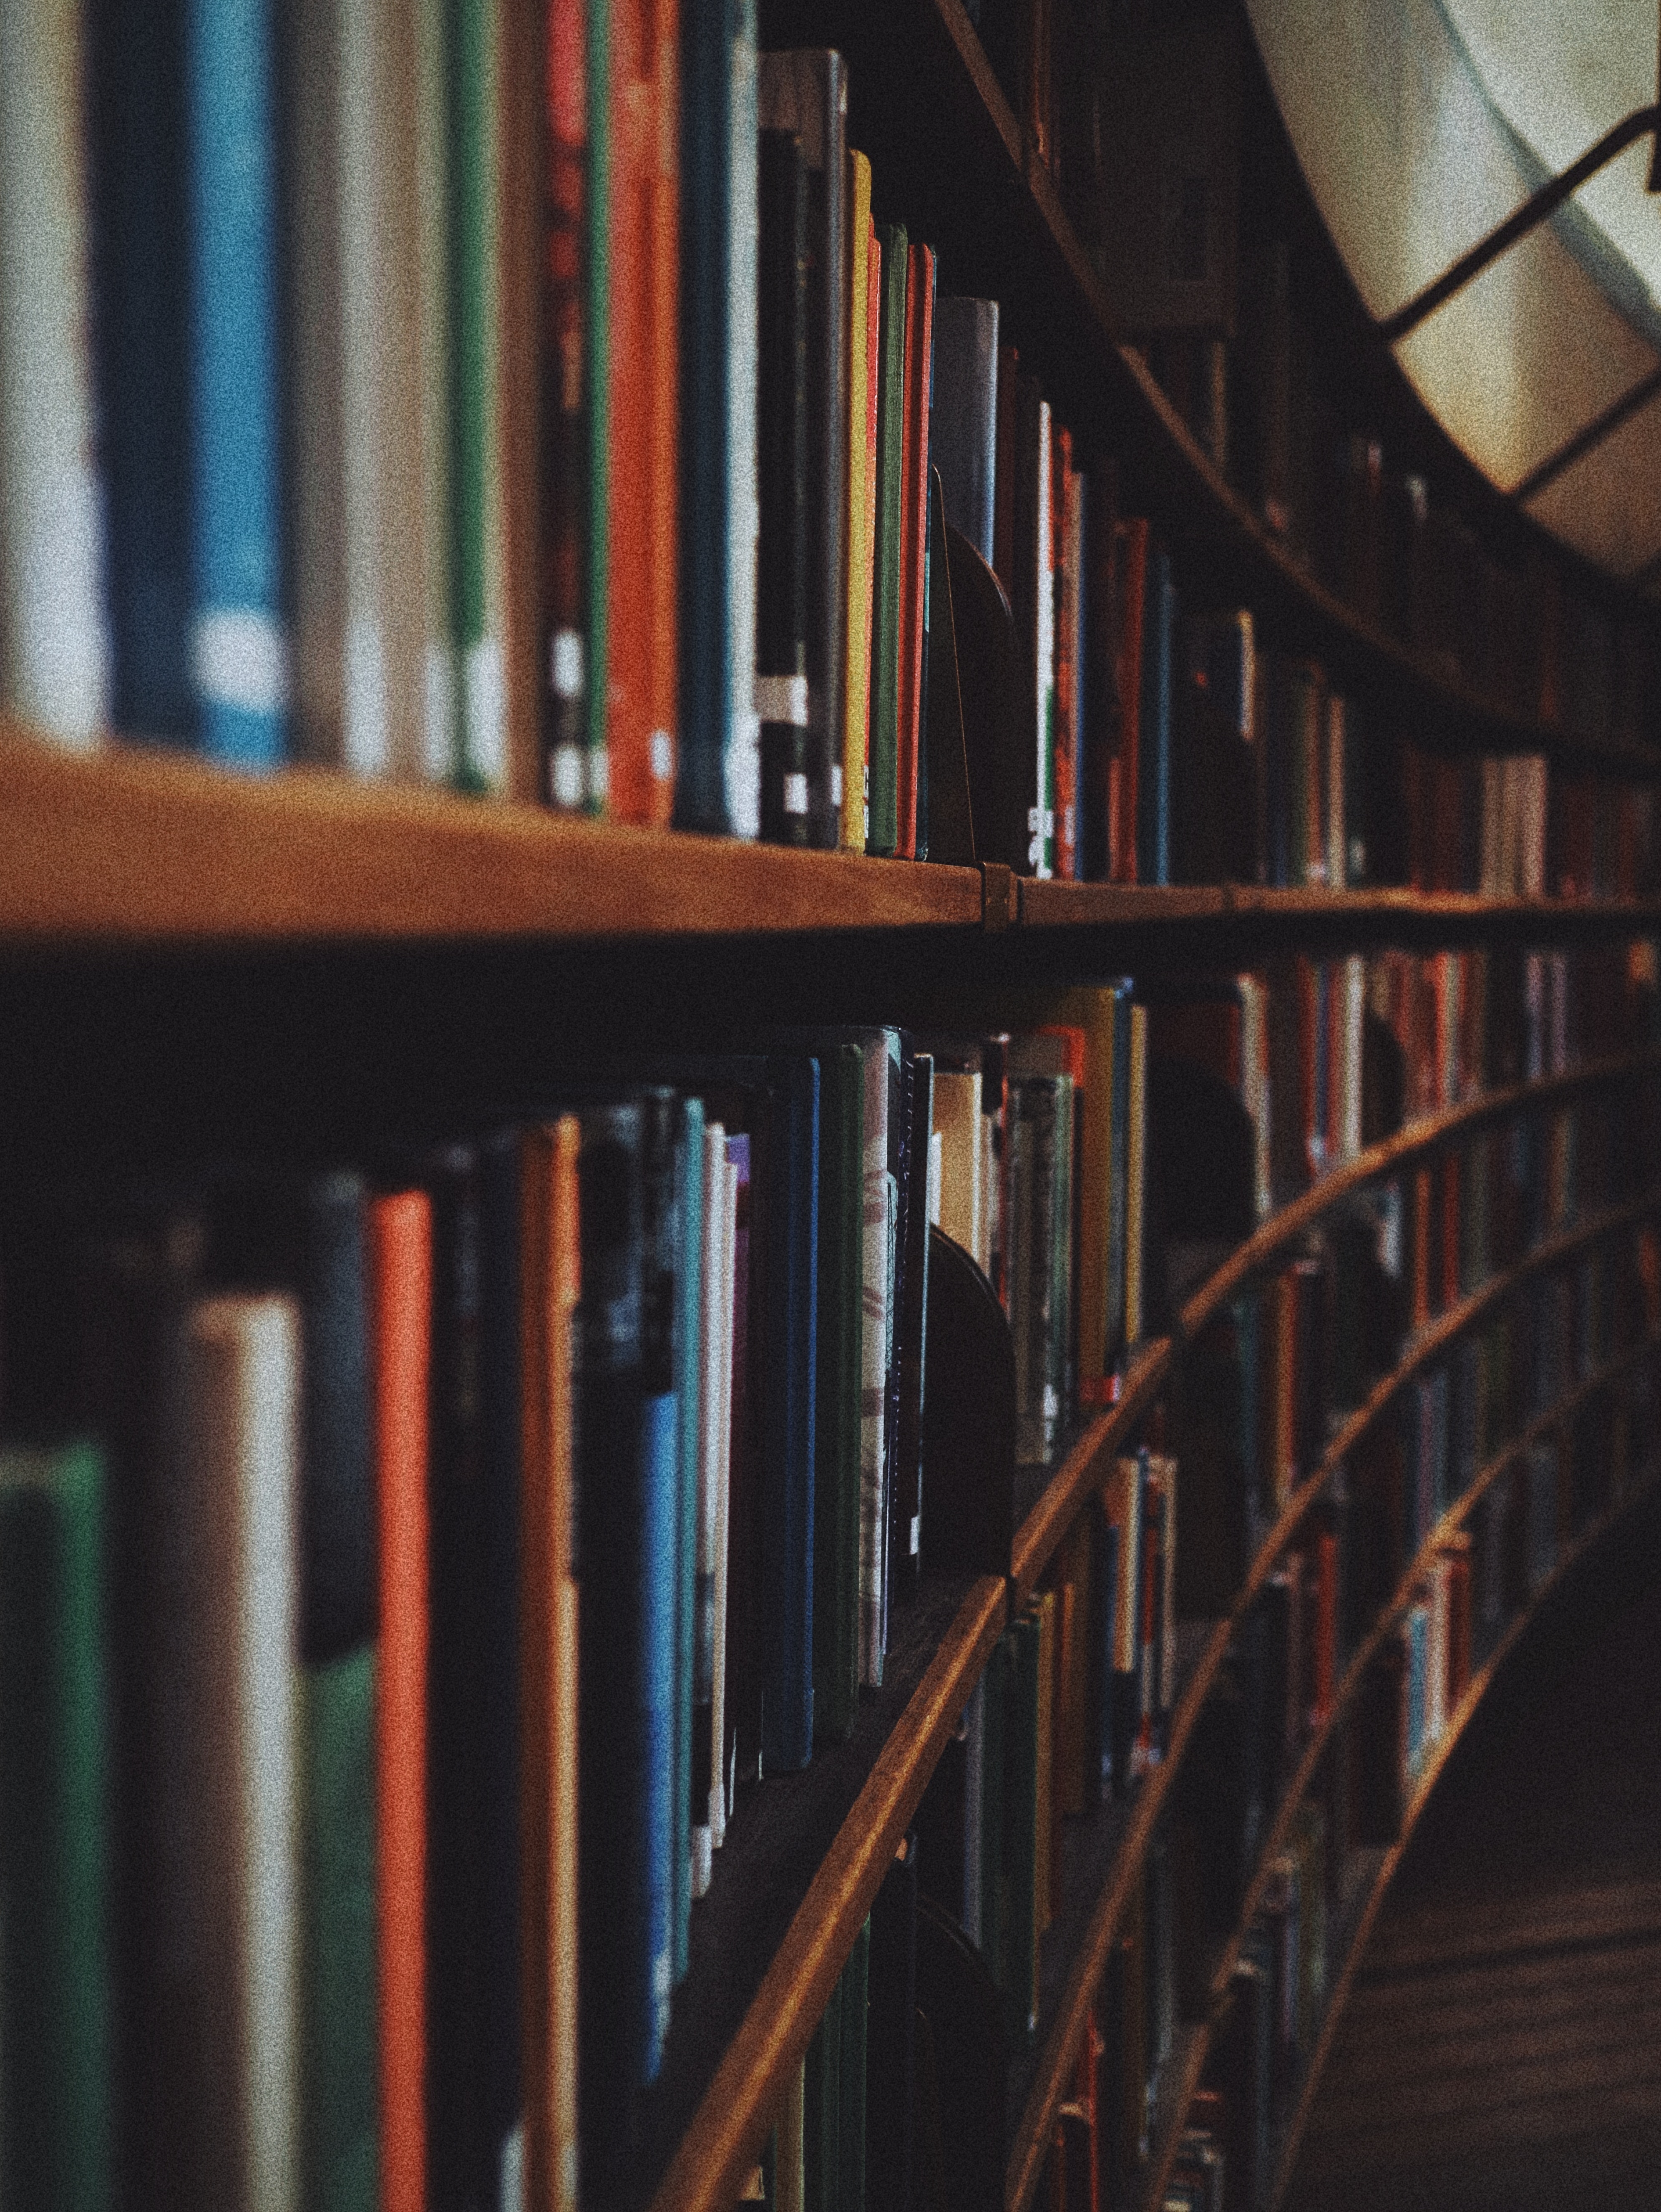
8;727;1661;949
833;0;1661;779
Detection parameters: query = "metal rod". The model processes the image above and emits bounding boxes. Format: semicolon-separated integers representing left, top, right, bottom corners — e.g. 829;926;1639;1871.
1511;362;1661;504
1379;102;1661;345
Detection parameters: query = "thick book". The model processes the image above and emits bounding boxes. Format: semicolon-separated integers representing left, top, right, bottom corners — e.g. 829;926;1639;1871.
841;149;875;853
518;1122;581;2212
639;1091;682;2065
187;0;289;766
857;1031;899;1686
0;1438;111;2209
868;220;909;857
727;0;762;835
757;128;812;844
762;1054;820;1773
0;0;106;745
758;52;847;848
606;0;680;823
182;1293;304;2207
896;244;936;858
930;297;999;566
370;1190;433;2212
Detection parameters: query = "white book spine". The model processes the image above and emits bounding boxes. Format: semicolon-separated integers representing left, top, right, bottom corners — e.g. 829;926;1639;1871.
712;1157;738;1843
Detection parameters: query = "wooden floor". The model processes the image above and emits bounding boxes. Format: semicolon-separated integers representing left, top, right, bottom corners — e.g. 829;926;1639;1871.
1286;1489;1661;2212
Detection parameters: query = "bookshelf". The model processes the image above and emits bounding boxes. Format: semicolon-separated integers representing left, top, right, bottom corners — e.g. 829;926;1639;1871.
7;2;1661;2211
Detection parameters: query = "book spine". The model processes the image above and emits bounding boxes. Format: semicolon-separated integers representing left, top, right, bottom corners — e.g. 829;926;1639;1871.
0;1440;112;2206
544;0;592;810
479;1132;523;2187
858;1040;890;1687
187;1293;304;2209
718;1133;750;1833
415;0;457;776
187;0;289;768
861;228;881;846
757;129;812;845
868;220;909;857
693;1124;731;1891
647;0;680;823
929;295;999;565
451;0;508;791
672;0;732;830
763;1056;819;1774
671;1098;705;1983
583;0;612;808
841;151;874;853
88;0;194;745
638;1091;682;2071
896;244;932;859
0;0;107;744
371;1191;433;2212
812;1050;862;1744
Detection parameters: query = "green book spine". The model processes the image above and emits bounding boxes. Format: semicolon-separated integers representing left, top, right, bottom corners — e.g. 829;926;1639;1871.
449;0;506;792
867;223;908;858
1004;1611;1041;2051
303;1647;378;2212
674;1097;706;1983
813;1043;864;1744
584;0;612;809
838;1917;870;2212
803;1968;842;2212
0;1439;110;2212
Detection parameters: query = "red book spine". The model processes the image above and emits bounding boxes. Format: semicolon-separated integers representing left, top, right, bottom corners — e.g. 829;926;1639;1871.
896;244;934;858
371;1190;433;2212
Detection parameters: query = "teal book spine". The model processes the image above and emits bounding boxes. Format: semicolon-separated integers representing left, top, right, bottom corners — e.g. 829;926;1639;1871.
868;223;908;858
673;1096;705;1984
0;1439;110;2212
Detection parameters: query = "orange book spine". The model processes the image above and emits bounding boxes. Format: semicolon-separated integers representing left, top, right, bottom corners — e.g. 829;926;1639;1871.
521;1119;583;2212
606;0;677;824
896;243;933;858
371;1190;434;2212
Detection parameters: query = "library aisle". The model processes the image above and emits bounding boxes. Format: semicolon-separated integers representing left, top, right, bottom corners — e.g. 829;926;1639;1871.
1285;1487;1661;2212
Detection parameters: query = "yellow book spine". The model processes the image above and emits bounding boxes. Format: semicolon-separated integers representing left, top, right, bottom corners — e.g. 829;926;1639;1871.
841;150;873;851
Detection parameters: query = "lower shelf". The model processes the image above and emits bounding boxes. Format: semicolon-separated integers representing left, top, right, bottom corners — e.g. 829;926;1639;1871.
643;1569;1005;2212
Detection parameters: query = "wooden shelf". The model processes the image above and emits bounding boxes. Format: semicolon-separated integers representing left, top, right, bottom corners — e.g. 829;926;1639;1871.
642;1571;1006;2212
0;725;987;945
8;725;1661;949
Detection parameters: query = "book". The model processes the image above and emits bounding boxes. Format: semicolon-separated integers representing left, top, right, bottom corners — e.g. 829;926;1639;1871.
763;1055;820;1773
727;0;761;836
544;0;595;810
757;127;812;845
0;1438;111;2207
0;0;107;746
694;1130;737;1887
605;0;679;824
370;1193;432;2212
1011;375;1055;876
868;219;909;857
758;52;847;848
672;1097;706;1983
812;1044;864;1745
188;0;289;768
931;297;999;566
896;243;936;858
182;1292;304;2207
518;1123;581;2212
841;148;875;853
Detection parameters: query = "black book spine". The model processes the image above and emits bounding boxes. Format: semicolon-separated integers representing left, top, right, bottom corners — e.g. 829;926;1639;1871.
424;1147;492;2212
299;1172;375;1666
894;1051;933;1598
757;128;812;847
882;1047;913;1630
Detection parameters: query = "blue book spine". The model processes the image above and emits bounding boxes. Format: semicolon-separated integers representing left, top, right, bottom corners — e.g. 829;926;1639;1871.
186;0;287;766
673;0;732;832
1405;1606;1428;1774
671;1099;704;1986
88;0;194;741
763;1056;819;1774
640;1389;679;2078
